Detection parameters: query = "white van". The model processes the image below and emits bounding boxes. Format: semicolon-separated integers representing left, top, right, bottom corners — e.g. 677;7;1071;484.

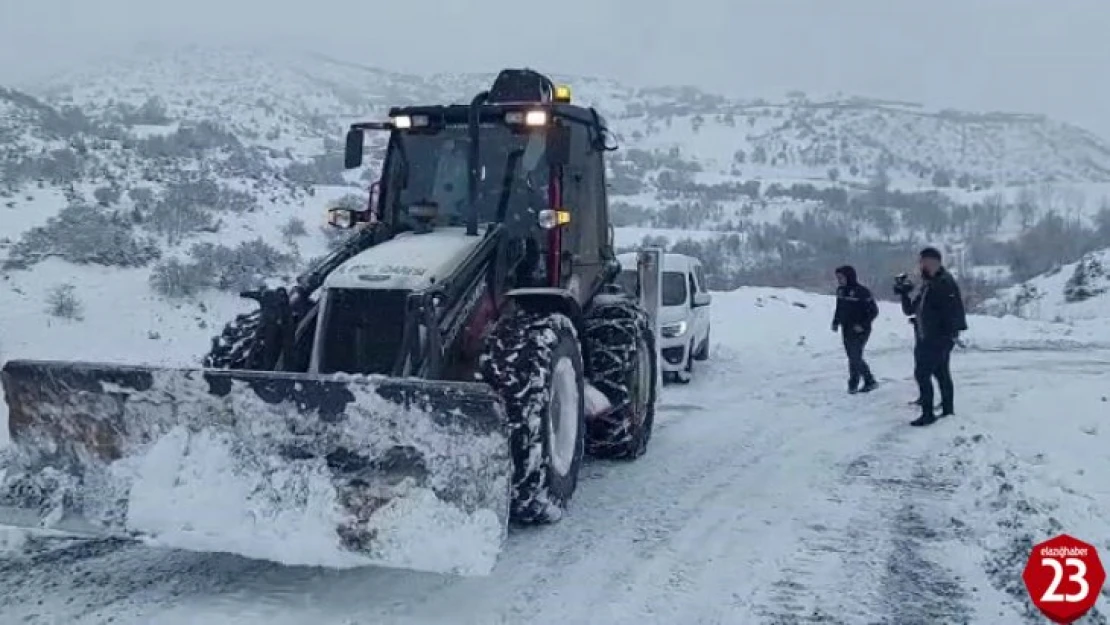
615;252;712;383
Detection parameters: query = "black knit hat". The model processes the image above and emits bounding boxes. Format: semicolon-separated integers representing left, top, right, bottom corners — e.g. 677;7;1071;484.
919;247;942;261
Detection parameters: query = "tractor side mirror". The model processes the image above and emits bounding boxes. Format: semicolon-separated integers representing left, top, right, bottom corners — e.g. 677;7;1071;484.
326;206;367;229
547;124;571;166
344;129;365;169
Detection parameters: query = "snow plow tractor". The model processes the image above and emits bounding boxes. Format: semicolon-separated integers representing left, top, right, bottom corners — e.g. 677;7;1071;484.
0;69;661;576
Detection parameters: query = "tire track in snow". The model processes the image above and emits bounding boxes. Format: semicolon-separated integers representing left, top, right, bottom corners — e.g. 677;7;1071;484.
752;349;1110;625
336;351;894;624
951;352;1110;625
748;388;975;623
580;358;902;625
395;360;796;625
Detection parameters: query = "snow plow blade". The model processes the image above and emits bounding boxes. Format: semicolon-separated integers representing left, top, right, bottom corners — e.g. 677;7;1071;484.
0;359;511;576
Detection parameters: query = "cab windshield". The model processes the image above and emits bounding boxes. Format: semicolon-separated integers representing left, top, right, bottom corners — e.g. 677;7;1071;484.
381;125;551;231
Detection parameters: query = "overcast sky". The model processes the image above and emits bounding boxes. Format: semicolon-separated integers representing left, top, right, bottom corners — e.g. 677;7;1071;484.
3;0;1109;137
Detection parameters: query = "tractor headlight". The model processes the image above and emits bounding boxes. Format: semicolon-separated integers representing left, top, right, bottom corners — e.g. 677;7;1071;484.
505;110;548;126
661;321;688;338
390;115;429;129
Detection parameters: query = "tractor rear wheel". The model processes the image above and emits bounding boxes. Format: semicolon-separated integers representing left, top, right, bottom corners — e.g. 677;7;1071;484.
582;296;657;460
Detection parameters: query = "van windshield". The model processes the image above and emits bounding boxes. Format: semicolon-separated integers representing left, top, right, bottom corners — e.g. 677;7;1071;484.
662;271;687;306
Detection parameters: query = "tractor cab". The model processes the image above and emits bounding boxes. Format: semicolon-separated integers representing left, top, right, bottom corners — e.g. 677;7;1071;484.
336;69;618;291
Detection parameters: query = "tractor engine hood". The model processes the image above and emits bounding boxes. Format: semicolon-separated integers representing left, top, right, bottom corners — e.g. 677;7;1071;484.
323;228;487;292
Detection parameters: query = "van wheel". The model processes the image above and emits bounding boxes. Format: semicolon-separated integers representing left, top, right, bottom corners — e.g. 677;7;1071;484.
673;343;693;384
694;329;710;361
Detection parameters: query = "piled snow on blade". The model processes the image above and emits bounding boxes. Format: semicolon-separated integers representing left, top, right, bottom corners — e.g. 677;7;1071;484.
0;360;512;576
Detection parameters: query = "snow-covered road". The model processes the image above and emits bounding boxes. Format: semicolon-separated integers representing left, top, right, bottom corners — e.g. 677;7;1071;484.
3;289;1109;624
4;339;1108;624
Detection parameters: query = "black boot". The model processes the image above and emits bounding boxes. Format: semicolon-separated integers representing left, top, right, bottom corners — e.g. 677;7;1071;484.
859;379;878;393
910;412;938;427
939;405;955;417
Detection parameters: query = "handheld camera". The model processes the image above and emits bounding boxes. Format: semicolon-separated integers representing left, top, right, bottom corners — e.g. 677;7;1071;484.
893;273;914;296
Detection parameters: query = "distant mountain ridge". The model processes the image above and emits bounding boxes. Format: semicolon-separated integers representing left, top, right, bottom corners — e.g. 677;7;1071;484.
25;44;1110;189
4;44;1110;311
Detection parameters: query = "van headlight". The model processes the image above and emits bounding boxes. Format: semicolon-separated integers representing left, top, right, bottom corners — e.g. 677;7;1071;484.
661;321;687;338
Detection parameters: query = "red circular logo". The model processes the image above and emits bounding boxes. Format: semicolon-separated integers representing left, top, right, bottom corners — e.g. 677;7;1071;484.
1022;534;1106;624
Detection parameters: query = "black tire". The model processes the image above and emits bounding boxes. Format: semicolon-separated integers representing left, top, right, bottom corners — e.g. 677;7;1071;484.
203;310;262;369
478;310;585;524
694;328;710;361
582;295;658;460
673;344;693;385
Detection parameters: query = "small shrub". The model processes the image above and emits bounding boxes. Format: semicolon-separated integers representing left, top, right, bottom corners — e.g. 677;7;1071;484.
161;179;258;214
128;187;155;208
148;199;218;244
147;239;297;297
5;204;161;269
282;155;346;186
149;258;209;298
281;216;307;238
1063;255;1107;303
93;185;122;207
46;283;83;320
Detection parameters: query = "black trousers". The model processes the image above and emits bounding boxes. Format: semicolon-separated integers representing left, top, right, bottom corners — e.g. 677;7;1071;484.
842;329;875;388
914;337;954;414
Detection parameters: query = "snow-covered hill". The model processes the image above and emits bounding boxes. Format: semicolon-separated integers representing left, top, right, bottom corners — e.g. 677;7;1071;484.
3;43;1109;301
33;45;1110;189
4;44;1110;350
983;247;1110;321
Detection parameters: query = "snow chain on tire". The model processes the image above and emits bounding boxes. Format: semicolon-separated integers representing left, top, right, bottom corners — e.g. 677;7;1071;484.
478;310;585;524
583;295;657;460
202;310;262;369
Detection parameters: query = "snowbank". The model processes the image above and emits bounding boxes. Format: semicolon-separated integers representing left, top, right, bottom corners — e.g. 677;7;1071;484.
983;248;1110;323
706;286;1110;364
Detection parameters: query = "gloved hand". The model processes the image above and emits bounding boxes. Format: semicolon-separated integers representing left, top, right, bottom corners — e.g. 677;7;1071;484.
831;321;839;332
952;332;967;348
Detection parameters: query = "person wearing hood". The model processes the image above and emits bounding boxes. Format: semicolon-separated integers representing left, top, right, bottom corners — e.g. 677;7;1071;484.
898;247;968;426
832;265;879;393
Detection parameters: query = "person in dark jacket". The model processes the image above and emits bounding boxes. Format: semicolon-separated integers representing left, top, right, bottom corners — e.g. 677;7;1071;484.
832;265;879;393
898;247;968;426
